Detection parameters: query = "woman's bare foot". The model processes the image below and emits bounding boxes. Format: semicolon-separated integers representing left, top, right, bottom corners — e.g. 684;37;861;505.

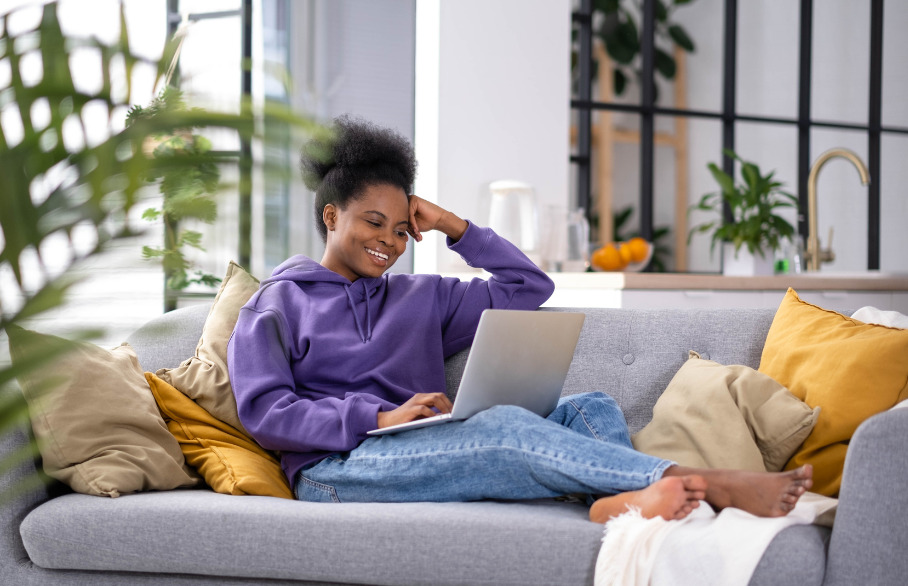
589;475;707;523
664;464;813;518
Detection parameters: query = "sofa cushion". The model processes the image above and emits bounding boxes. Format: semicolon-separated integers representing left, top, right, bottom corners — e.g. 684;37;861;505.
8;328;198;497
759;288;908;496
20;491;603;586
631;351;819;472
145;372;293;499
156;261;260;434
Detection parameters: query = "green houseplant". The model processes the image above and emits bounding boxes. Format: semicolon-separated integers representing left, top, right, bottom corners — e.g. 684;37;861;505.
688;149;799;268
0;1;324;501
127;86;223;306
572;0;697;97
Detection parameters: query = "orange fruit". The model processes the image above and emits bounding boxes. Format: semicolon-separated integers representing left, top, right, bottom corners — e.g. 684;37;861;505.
617;242;633;265
591;243;628;271
627;237;650;263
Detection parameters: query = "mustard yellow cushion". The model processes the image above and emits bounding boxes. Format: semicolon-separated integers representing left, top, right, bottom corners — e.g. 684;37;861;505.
156;261;259;434
145;372;293;499
632;351;819;472
9;328;198;497
759;288;908;496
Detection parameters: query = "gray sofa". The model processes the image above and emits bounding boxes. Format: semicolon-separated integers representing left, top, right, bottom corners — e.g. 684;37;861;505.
2;305;906;585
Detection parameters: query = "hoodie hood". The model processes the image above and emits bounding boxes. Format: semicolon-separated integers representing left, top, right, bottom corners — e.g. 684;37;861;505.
262;255;382;343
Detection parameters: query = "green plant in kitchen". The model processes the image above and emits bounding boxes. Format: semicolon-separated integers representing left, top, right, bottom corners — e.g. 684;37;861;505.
688;149;799;259
572;0;697;98
612;206;671;272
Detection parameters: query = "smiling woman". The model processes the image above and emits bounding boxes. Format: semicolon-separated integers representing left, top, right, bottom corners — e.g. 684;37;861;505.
224;115;814;524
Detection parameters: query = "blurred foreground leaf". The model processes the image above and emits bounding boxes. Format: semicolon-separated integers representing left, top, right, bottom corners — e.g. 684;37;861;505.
0;1;329;503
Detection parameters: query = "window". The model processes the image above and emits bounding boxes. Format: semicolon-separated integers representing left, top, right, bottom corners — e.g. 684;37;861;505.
572;0;908;273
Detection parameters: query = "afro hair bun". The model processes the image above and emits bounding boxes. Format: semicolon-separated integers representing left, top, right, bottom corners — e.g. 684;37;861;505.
301;115;418;243
299;114;416;193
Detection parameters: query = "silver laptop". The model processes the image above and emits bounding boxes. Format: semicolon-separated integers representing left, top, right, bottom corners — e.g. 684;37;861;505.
367;309;585;436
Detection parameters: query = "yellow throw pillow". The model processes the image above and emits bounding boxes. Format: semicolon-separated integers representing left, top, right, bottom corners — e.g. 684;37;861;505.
9;327;199;497
145;373;293;499
759;288;908;496
632;351;819;472
156;261;260;434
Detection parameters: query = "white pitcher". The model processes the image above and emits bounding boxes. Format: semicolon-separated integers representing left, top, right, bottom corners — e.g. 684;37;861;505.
487;180;541;264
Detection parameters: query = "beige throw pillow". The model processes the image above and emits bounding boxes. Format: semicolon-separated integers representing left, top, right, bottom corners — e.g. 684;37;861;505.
156;261;259;434
632;352;820;472
9;327;199;497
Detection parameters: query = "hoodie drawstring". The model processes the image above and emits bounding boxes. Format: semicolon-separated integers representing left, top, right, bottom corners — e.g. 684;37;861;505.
344;283;373;343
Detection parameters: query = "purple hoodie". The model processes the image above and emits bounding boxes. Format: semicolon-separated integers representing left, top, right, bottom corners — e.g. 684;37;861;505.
227;221;555;483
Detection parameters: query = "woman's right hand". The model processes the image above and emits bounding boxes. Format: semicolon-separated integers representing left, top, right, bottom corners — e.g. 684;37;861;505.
407;195;467;243
376;393;453;429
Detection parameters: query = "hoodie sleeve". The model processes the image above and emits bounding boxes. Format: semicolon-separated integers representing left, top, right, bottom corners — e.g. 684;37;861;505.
436;221;555;356
228;305;390;454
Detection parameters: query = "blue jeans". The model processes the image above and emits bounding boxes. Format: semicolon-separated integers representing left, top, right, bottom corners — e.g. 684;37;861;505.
295;391;673;503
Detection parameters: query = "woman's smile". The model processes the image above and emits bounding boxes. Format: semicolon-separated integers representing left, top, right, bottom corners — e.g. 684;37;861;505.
366;247;390;264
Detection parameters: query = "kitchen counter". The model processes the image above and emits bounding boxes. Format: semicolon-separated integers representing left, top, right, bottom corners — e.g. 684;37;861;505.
548;271;908;291
540;271;908;311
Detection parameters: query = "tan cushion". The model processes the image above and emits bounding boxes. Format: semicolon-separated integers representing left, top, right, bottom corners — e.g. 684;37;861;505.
9;327;199;497
633;351;819;473
156;261;259;434
759;288;908;496
146;373;293;499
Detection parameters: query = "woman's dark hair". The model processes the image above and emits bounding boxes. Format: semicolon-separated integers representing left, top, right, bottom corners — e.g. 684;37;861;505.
300;115;417;242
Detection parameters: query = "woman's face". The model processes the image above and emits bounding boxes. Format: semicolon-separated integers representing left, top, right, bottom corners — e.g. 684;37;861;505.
321;183;410;281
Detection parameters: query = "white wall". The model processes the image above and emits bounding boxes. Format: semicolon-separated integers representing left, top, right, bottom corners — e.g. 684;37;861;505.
284;0;417;277
414;0;572;274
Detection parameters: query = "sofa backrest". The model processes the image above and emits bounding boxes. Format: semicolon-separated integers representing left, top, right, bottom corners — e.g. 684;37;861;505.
127;303;212;373
126;304;778;435
444;307;776;433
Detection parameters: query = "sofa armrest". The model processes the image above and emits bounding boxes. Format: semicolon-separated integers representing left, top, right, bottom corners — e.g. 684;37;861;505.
0;387;51;578
825;406;908;586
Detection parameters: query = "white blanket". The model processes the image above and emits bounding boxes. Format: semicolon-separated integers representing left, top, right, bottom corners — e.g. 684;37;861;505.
851;306;908;329
595;493;837;586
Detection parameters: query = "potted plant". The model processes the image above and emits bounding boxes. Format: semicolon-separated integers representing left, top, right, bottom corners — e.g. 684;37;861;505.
571;0;697;98
688;149;799;275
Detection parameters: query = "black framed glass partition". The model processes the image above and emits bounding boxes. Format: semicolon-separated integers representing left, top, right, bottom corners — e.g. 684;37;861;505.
571;0;908;273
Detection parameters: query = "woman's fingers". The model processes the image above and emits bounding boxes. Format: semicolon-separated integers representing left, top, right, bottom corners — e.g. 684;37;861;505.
408;195;423;242
413;392;452;414
378;392;453;428
433;393;453;413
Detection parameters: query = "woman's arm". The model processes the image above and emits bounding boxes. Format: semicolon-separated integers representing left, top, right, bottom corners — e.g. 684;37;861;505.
228;306;393;452
405;196;555;357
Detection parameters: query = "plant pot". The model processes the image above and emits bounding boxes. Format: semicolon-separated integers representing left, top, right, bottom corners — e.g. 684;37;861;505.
722;243;775;276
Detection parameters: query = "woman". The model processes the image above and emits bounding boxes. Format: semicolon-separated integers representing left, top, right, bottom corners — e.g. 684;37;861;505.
227;116;812;522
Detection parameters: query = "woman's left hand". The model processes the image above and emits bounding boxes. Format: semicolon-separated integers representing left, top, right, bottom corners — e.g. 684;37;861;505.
408;195;468;243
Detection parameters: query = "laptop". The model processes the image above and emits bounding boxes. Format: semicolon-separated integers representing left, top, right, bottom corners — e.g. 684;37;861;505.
367;309;586;436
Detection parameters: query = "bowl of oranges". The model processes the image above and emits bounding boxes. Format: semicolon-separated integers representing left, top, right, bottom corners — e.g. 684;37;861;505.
590;237;653;272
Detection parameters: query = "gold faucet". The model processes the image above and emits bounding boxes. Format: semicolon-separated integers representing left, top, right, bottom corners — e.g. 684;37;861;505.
806;148;871;271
